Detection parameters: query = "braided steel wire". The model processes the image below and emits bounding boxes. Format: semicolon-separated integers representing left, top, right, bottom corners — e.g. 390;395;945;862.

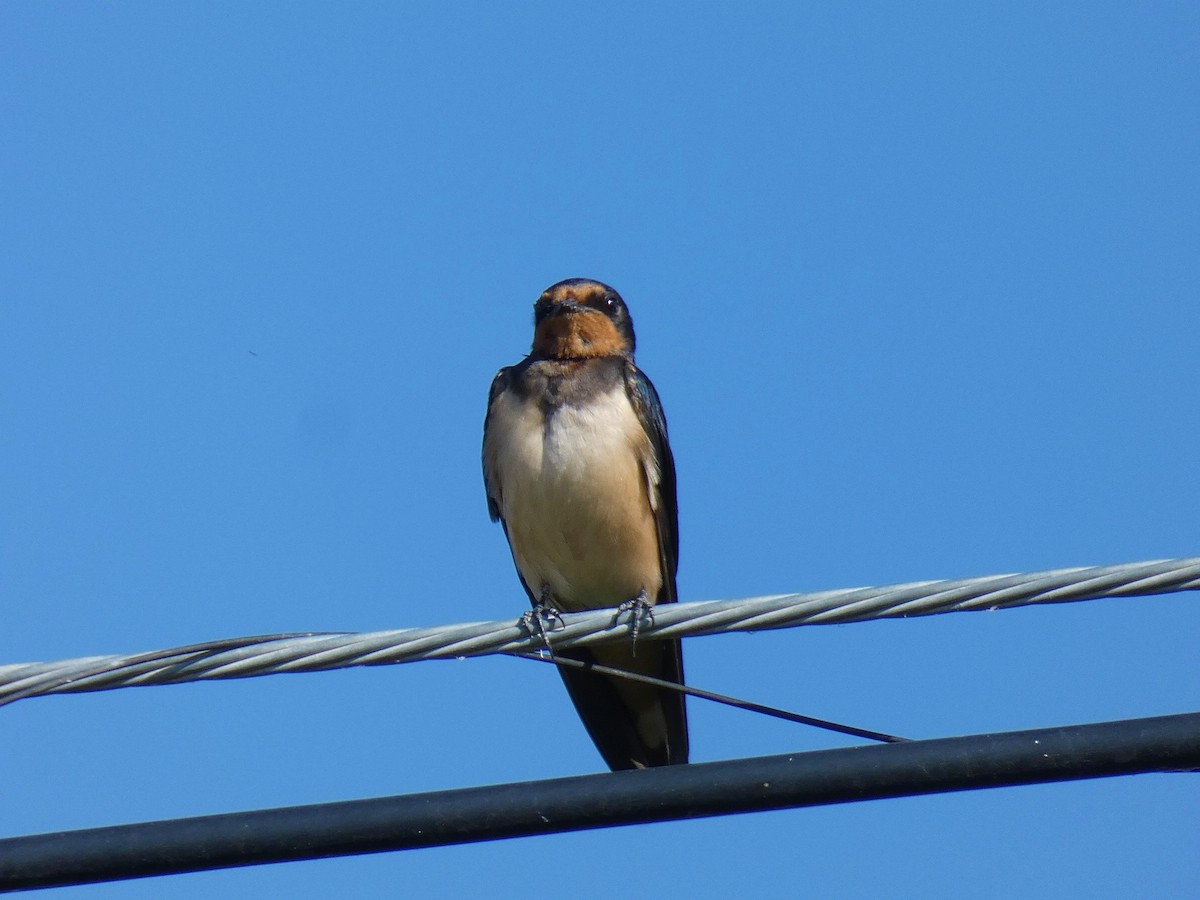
1;556;1197;707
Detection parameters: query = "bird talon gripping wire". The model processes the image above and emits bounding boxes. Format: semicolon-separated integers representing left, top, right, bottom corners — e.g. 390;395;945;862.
520;600;565;653
612;589;654;656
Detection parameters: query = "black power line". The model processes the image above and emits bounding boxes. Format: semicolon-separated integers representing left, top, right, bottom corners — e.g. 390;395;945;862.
2;712;1197;892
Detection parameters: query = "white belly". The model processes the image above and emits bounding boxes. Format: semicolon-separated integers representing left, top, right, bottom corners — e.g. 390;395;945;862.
489;385;663;611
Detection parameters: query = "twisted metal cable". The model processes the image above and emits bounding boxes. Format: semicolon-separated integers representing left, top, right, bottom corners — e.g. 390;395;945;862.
2;557;1197;707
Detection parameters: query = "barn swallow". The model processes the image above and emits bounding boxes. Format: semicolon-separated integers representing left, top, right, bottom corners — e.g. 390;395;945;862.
482;278;688;770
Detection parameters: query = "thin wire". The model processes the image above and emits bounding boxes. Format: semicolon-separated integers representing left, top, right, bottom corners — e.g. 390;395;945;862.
515;651;909;743
1;556;1197;707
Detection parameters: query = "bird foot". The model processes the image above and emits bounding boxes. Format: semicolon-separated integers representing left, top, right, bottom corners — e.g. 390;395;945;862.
521;588;565;653
613;589;653;656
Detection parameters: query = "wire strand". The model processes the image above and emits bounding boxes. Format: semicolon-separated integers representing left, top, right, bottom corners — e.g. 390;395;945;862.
1;556;1197;707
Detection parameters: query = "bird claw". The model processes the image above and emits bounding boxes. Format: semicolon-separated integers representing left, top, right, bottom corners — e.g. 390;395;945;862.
521;590;564;653
613;589;653;656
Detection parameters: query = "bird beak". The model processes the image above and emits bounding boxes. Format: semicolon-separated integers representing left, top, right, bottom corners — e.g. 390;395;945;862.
544;299;588;318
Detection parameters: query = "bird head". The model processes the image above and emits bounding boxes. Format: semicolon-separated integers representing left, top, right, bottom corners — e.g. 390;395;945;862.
531;278;636;360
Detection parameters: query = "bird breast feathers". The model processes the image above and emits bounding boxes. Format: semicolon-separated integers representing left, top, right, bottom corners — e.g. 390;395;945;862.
487;384;664;609
492;385;659;520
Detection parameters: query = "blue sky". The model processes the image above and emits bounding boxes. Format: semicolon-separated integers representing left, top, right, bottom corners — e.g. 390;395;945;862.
2;2;1198;897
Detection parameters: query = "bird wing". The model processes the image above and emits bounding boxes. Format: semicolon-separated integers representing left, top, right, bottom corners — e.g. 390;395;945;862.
481;365;512;524
623;362;679;601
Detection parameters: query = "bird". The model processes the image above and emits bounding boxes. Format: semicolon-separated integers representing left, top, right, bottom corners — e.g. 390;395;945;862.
482;278;688;771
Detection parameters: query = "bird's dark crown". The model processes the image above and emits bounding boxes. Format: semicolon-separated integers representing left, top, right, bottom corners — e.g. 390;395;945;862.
531;278;636;359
